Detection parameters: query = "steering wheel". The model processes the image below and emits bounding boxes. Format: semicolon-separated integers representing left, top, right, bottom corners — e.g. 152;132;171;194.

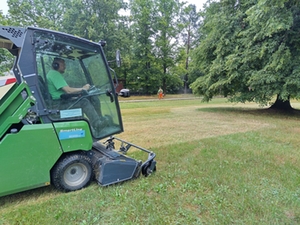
87;85;100;95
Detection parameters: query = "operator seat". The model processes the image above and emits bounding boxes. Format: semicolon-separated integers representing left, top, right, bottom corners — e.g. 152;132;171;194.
38;75;52;106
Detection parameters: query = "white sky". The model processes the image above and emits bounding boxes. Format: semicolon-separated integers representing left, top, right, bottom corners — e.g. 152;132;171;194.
0;0;8;15
0;0;207;15
184;0;207;10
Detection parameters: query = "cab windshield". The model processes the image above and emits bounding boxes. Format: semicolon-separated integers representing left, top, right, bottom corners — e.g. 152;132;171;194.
33;30;122;139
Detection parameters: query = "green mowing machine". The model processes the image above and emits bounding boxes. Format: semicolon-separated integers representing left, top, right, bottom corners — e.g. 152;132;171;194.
0;26;156;197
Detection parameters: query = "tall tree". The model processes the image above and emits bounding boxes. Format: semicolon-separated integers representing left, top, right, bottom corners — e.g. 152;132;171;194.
153;0;182;94
62;0;125;60
180;4;201;93
242;0;300;109
191;0;300;110
129;0;158;94
114;12;135;89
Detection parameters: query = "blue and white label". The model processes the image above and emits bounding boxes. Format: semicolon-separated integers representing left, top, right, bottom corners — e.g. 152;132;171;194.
60;108;82;118
59;129;86;140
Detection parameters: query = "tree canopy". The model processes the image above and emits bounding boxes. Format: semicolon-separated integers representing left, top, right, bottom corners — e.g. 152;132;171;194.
190;0;300;109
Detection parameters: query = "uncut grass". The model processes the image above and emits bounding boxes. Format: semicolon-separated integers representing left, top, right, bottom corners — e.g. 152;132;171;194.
1;98;300;224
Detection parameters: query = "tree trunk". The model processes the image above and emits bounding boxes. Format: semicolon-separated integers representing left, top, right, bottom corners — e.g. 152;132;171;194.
270;95;293;111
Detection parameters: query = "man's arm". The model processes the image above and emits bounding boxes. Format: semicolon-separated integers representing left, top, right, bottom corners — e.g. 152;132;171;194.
62;84;90;94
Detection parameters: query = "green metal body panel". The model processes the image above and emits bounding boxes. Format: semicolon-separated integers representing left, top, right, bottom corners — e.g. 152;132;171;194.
0;124;62;197
0;82;93;196
53;121;93;152
0;83;36;137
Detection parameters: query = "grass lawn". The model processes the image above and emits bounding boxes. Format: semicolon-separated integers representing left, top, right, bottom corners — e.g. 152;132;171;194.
1;96;300;224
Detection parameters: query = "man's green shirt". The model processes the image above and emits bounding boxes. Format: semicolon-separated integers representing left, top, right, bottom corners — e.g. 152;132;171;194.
47;70;67;100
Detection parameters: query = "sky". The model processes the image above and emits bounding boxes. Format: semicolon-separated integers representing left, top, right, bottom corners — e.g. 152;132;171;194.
0;0;207;15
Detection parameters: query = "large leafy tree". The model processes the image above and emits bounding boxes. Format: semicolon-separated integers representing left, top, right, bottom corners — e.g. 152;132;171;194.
114;13;135;89
153;0;182;94
191;0;300;110
180;4;201;93
128;0;190;94
62;0;125;60
7;0;69;29
129;0;159;94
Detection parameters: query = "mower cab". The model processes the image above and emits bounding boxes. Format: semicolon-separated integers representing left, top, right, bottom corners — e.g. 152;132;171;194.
0;26;156;196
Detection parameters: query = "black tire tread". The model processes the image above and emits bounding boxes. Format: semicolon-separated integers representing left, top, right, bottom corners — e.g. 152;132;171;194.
51;153;93;192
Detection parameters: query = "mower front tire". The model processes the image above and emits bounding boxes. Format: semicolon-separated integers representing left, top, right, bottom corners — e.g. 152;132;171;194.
51;153;93;192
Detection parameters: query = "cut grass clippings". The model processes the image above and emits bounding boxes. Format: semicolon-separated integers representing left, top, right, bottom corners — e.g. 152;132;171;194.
1;97;300;224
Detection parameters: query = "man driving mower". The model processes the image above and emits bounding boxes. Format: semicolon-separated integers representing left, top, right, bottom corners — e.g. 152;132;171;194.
47;57;105;132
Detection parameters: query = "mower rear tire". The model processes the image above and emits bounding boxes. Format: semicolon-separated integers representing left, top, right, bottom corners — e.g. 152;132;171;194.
51;153;93;192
